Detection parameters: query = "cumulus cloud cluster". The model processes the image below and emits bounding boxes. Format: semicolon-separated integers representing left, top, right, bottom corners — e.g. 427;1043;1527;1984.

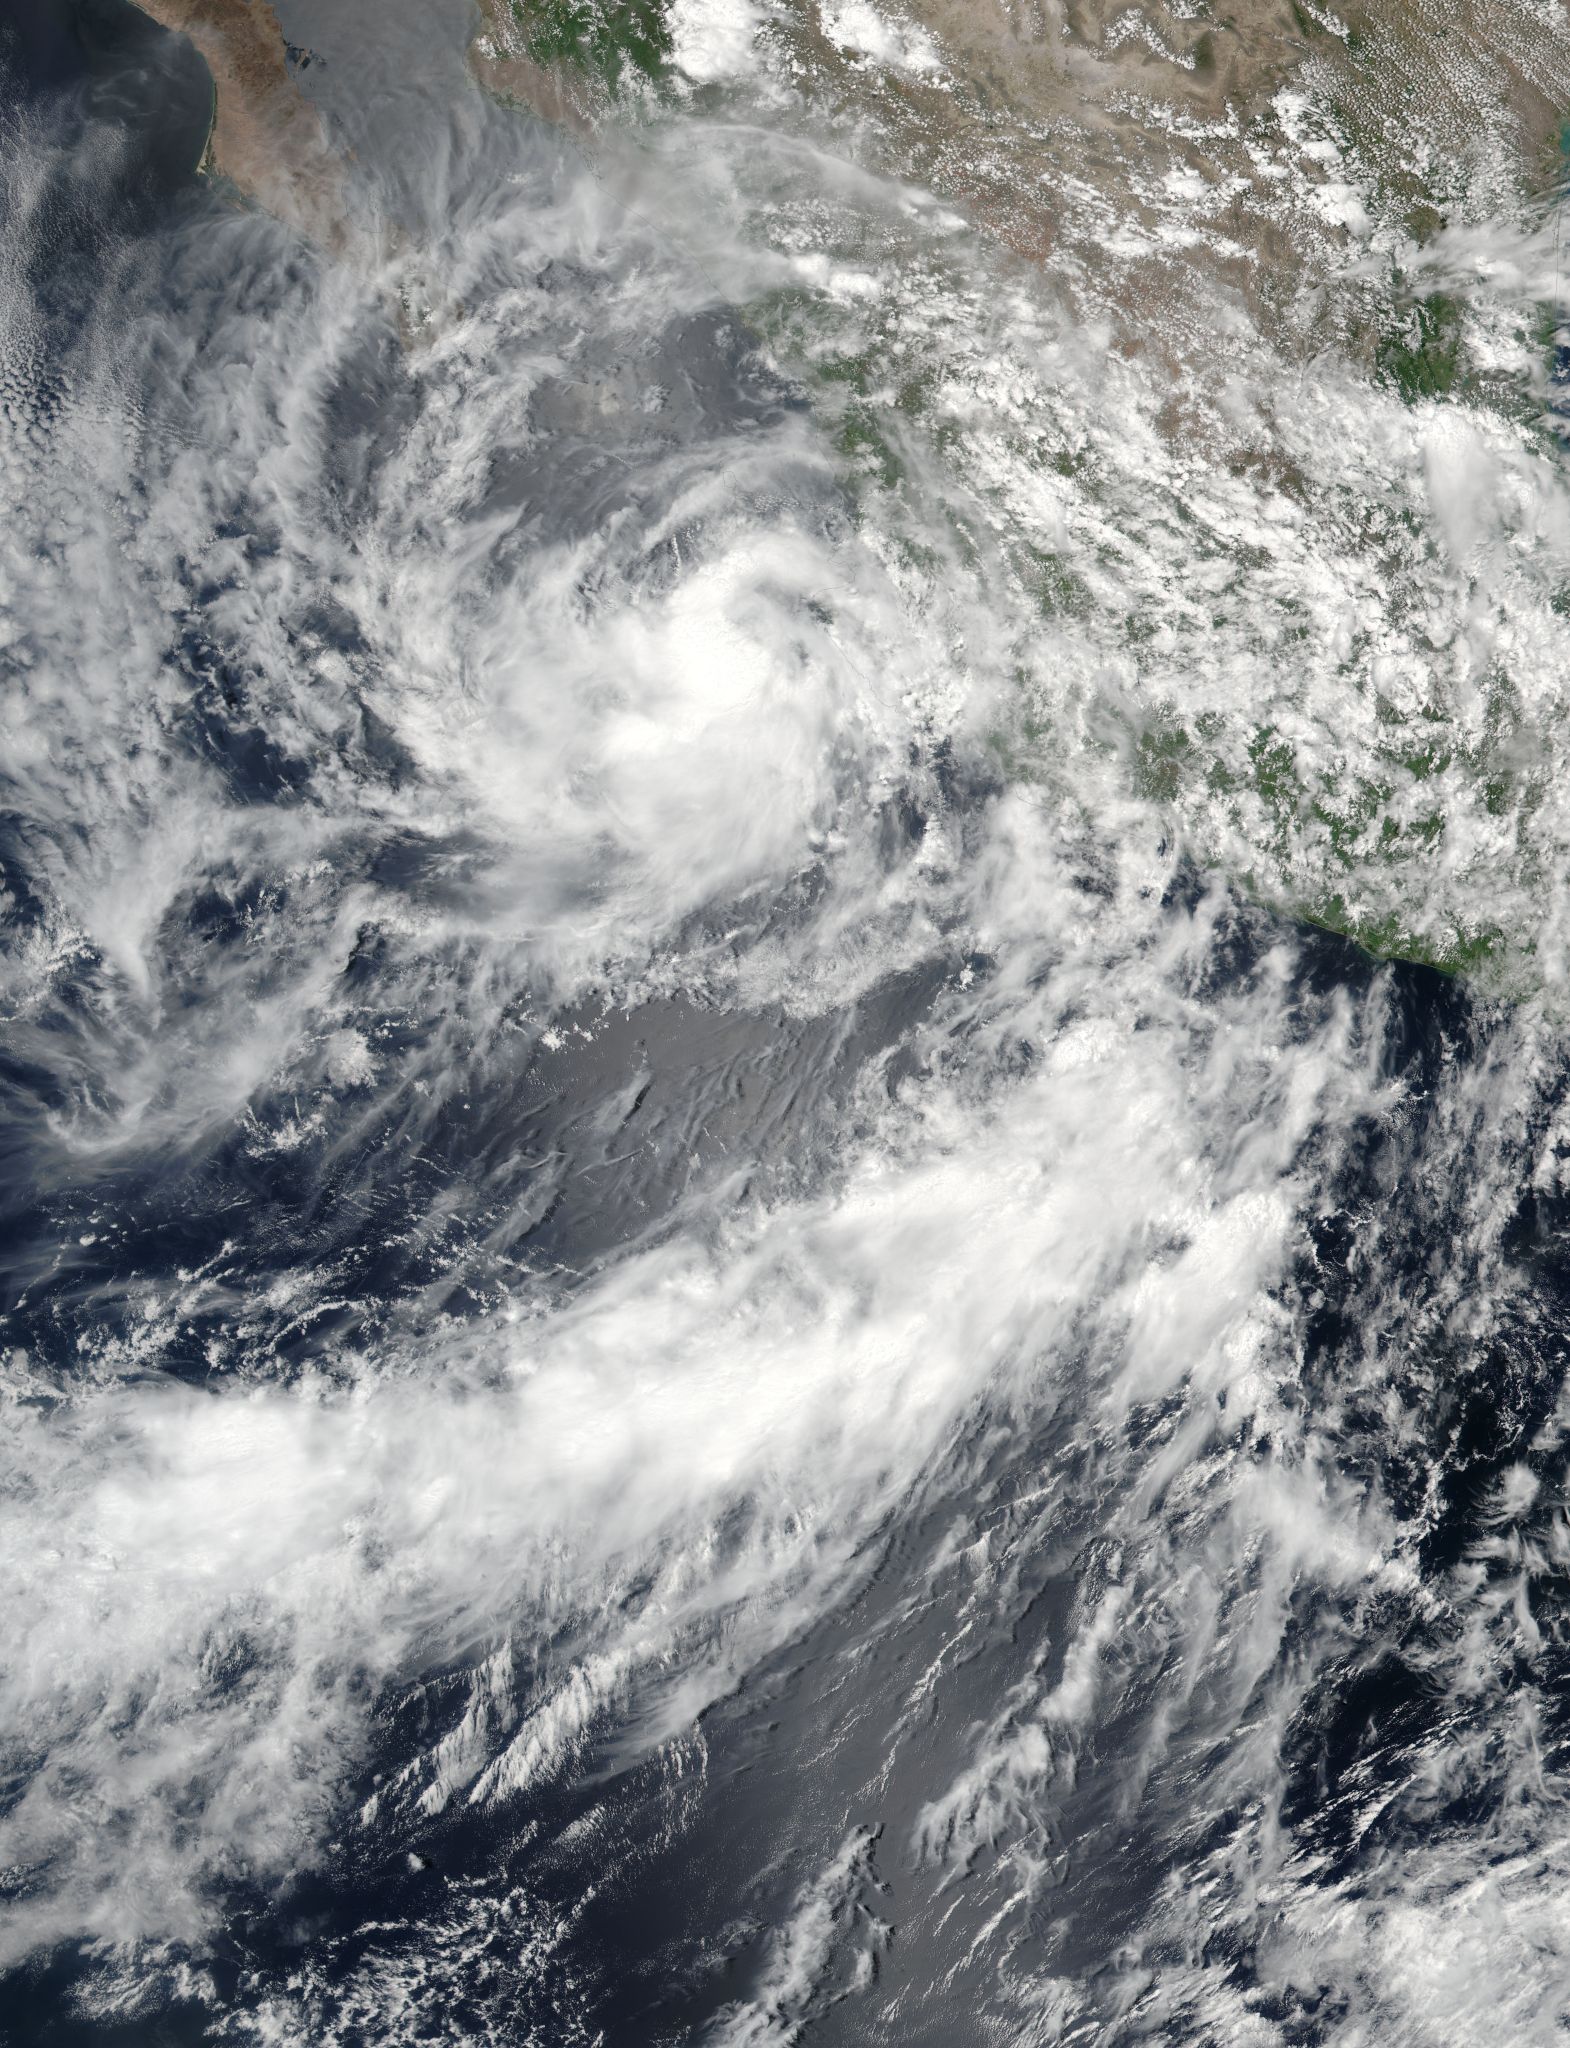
4;13;1570;2044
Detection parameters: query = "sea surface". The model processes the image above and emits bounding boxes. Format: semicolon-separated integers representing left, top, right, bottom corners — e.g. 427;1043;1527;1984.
3;4;1570;2044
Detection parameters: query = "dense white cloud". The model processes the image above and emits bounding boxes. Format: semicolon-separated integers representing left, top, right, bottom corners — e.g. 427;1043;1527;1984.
3;14;1570;2044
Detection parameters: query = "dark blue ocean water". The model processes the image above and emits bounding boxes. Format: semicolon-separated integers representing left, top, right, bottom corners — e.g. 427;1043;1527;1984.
4;9;1570;2045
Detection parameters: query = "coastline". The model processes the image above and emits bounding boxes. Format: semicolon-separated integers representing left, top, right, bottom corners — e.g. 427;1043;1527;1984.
118;0;343;239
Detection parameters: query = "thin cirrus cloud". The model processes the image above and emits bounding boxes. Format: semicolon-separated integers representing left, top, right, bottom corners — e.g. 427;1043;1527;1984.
1;17;1569;2044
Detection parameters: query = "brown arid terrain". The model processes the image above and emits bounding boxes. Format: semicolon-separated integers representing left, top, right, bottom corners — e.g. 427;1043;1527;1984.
116;0;1570;971
464;0;1570;983
134;0;1570;333
472;0;1570;369
129;0;343;242
470;26;602;133
876;0;1570;339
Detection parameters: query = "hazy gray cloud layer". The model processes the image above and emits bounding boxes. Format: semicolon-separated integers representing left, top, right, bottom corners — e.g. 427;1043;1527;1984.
3;13;1570;2044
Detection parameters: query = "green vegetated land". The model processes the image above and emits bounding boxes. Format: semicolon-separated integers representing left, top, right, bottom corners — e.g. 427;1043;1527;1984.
506;0;1569;984
1377;289;1464;403
507;0;670;89
770;277;1541;983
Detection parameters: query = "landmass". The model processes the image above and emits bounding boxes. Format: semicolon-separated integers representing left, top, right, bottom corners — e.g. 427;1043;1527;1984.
116;0;1570;983
128;0;342;241
468;0;1570;985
